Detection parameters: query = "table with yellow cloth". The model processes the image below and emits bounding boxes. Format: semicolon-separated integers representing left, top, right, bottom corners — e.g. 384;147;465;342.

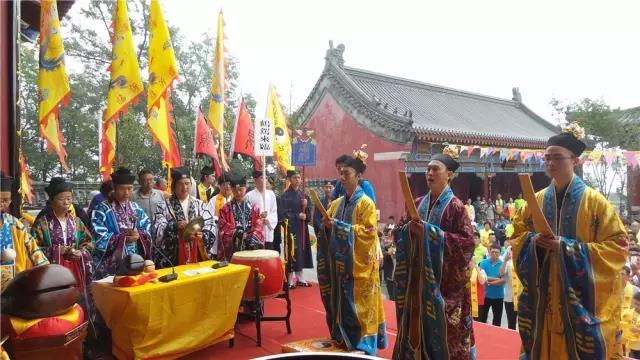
92;261;250;360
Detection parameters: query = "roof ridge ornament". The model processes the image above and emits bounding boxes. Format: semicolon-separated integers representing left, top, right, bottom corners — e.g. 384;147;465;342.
325;40;345;69
512;87;522;103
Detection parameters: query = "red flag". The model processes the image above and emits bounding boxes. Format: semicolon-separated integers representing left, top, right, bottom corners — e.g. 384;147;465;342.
229;99;256;160
194;108;221;175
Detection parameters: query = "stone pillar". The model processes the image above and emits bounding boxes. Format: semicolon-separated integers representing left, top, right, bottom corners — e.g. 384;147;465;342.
483;173;490;199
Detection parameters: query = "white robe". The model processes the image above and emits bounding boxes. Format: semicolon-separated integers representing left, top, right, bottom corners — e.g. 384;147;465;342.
245;189;278;244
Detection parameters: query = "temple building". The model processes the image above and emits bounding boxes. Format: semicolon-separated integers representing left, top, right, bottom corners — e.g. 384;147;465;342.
620;107;640;218
298;42;559;219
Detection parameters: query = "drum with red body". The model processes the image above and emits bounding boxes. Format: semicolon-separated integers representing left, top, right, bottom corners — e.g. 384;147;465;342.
231;250;284;299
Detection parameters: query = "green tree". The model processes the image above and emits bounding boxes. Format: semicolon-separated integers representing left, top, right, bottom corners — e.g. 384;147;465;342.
551;98;640;150
19;45;59;181
550;97;638;201
20;0;257;181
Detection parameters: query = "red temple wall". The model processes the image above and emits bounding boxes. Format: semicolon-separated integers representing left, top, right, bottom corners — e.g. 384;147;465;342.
630;168;640;208
304;93;411;220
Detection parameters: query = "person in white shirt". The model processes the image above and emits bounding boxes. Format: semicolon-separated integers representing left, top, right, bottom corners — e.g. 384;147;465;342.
499;243;520;330
245;170;278;251
132;169;165;225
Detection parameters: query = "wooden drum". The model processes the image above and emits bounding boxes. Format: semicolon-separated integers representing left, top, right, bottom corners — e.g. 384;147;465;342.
231;250;284;300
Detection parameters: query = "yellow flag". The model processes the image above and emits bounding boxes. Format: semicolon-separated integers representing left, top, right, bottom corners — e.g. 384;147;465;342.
38;0;70;171
147;0;177;109
99;119;117;180
207;10;229;171
104;0;143;123
147;0;181;167
591;149;603;163
147;97;172;154
208;10;225;135
19;153;34;206
265;85;293;171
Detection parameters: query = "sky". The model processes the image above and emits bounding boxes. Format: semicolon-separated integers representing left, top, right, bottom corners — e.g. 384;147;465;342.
154;0;640;124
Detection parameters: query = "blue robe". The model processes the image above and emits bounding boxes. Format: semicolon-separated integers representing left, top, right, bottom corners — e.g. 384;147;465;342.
280;187;313;272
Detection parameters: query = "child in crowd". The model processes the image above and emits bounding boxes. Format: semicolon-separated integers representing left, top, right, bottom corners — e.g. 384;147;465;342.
622;292;640;358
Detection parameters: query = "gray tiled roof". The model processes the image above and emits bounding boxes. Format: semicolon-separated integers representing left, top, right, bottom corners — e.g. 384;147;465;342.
619;106;640;124
343;67;559;142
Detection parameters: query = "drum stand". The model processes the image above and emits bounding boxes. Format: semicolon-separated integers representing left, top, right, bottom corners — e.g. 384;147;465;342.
238;268;292;346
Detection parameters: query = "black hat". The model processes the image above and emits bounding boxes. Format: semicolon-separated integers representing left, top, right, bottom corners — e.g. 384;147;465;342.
200;166;214;176
431;154;460;172
229;176;247;188
252;170;264;179
343;157;366;174
171;167;191;182
546;124;586;156
0;172;12;192
335;154;350;166
45;177;73;199
217;173;231;184
111;167;136;185
286;169;300;178
322;180;336;186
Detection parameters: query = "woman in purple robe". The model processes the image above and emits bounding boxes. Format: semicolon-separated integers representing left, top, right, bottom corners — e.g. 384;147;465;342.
31;177;94;307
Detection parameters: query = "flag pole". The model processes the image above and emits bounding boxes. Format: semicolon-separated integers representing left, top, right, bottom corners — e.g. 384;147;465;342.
301;165;306;250
262;156;266;211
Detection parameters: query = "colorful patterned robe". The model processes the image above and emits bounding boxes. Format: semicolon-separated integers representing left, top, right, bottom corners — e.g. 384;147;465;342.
393;186;476;360
511;175;627;359
217;200;264;261
91;200;152;279
31;212;93;292
152;195;216;267
320;186;387;356
0;213;49;291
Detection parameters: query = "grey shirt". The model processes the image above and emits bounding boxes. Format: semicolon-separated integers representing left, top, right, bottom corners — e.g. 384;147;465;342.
133;189;165;222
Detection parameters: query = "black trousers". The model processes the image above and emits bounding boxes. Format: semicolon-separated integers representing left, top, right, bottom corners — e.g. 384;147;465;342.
504;301;517;330
479;297;504;326
630;350;640;359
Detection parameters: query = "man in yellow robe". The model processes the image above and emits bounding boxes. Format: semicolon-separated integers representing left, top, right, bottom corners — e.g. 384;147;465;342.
196;165;218;203
320;150;387;355
621;292;640;358
210;174;232;217
1;173;49;291
512;123;628;359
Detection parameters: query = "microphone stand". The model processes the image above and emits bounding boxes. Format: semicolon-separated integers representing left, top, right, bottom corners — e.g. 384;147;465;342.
151;237;178;282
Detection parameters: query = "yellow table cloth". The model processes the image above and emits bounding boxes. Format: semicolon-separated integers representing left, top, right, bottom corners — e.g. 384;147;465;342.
92;261;250;360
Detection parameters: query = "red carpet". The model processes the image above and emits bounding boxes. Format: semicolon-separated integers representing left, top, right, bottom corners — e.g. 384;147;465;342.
189;286;521;359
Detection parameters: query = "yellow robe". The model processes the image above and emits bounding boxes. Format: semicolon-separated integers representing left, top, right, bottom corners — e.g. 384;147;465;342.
623;282;635;310
211;194;230;217
512;175;627;359
323;189;387;354
509;260;522;309
1;214;49;292
507;203;516;220
470;267;486;318
479;228;493;248
621;308;640;353
197;183;215;202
